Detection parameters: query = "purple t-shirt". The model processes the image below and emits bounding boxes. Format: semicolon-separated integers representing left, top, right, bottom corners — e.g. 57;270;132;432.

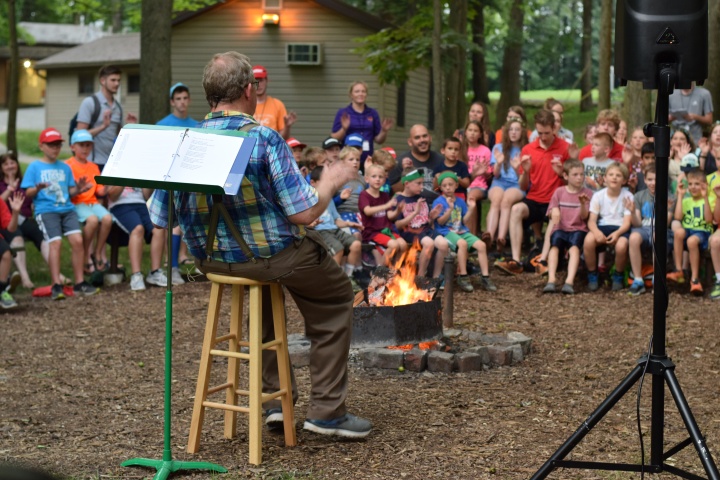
0;179;33;218
358;189;393;242
332;104;382;160
547;186;593;233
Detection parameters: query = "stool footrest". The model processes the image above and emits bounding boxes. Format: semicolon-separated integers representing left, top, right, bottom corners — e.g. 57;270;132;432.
236;338;284;350
234;388;289;402
213;333;237;345
207;381;233;396
202;401;250;414
210;349;250;360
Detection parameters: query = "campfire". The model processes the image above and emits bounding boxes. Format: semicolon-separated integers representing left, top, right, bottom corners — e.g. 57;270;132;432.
351;242;442;349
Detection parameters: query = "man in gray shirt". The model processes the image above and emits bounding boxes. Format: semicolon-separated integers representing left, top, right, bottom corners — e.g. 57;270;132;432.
76;65;137;170
669;82;713;143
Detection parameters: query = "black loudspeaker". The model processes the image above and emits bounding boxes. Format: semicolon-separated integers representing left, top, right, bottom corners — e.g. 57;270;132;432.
615;0;708;89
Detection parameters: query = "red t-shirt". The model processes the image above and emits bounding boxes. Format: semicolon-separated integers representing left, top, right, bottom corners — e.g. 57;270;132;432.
578;140;623;162
520;136;569;204
358;190;393;242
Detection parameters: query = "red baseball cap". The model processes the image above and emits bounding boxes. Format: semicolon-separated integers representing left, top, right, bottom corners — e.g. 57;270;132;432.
252;65;267;79
381;146;397;159
286;138;307;149
39;128;64;144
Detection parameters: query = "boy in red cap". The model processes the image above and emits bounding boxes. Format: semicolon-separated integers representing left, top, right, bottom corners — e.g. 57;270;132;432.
20;128;98;300
252;65;297;139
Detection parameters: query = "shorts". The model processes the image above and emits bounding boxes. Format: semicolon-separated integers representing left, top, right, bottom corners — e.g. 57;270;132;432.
370;230;401;248
550;230;587;250
318;229;357;256
36;210;82;243
0;236;12;257
597;224;630;240
111;203;154;244
75;202;112;223
19;216;44;250
684;229;711;251
339;211;361;234
630;226;655;248
468;186;488;198
399;227;438;245
490;180;523;194
522;198;549;228
445;231;481;252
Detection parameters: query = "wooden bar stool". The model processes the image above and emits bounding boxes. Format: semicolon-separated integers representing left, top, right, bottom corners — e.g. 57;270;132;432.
187;273;297;465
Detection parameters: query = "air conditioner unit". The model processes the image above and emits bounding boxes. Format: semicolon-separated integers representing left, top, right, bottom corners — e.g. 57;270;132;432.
286;43;322;65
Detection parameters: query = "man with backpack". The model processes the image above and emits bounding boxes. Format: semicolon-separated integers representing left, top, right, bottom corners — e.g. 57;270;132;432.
75;65;137;171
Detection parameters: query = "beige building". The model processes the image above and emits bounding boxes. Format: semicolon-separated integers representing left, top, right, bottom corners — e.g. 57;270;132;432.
36;0;432;150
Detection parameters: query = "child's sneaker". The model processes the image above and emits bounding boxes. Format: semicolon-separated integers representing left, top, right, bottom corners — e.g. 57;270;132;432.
0;291;18;309
561;283;575;295
542;282;556;294
666;270;685;284
456;275;474;292
73;281;99;296
495;259;523;275
146;269;168;287
130;272;146;291
628;279;646;296
171;267;185;286
587;271;599;292
690;279;703;296
710;281;720;300
611;273;625;291
478;275;497;292
51;283;65;301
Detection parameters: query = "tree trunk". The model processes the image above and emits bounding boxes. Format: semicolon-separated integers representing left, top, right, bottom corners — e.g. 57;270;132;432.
111;0;124;33
471;1;490;104
445;0;467;136
6;0;19;153
432;0;445;140
598;0;612;110
580;0;594;112
495;0;524;129
705;0;720;106
139;0;173;124
621;81;651;130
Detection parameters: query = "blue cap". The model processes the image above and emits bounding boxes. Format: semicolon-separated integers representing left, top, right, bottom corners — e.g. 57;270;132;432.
70;129;94;145
169;82;188;99
345;133;363;147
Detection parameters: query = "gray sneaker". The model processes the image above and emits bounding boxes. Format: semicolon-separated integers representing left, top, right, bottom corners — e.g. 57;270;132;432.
303;413;372;439
542;282;556;294
561;283;575;295
456;275;474;292
130;272;146;291
146;269;168;287
73;281;99;296
51;283;65;301
0;291;17;309
478;276;497;292
171;267;185;286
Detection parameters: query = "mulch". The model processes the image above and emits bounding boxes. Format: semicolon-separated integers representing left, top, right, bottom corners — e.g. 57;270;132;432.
1;272;719;479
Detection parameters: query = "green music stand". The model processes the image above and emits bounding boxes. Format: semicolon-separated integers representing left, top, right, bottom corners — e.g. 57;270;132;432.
97;125;256;480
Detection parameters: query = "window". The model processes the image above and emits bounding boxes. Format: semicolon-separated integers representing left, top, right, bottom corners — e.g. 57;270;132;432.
286;43;322;65
78;73;94;95
396;82;406;128
128;74;140;94
428;72;435;130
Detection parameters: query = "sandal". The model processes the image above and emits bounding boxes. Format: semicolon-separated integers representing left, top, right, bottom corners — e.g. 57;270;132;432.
84;262;96;275
91;254;109;272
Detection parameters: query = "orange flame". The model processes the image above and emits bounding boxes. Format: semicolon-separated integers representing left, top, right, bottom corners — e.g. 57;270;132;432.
381;240;433;307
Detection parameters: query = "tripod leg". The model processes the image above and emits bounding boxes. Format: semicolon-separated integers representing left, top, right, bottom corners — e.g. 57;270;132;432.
664;369;720;480
530;364;645;480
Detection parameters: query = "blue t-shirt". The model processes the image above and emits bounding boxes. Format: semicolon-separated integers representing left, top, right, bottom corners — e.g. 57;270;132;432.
490;144;522;186
20;160;76;215
432;161;470;196
156;114;199;127
431;195;468;236
315;200;341;231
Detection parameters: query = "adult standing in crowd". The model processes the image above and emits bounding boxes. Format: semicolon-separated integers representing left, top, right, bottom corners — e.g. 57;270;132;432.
669;82;714;144
252;65;296;139
76;65;137;171
456;101;495;149
530;98;574;143
149;51;372;438
388;124;443;201
331;81;393;164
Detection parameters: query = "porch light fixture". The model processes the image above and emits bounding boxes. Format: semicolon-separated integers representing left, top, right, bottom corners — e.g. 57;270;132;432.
262;13;280;25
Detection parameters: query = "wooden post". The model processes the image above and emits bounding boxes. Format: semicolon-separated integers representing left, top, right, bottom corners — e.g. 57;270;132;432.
442;255;454;328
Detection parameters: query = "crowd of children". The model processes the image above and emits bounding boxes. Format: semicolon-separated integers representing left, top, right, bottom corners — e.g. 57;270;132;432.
4;90;720;311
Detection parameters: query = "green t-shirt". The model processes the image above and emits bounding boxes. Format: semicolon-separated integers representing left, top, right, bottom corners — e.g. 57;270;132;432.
681;196;713;233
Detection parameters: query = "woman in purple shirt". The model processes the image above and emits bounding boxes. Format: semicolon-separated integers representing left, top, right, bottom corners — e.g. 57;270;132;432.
331;81;393;163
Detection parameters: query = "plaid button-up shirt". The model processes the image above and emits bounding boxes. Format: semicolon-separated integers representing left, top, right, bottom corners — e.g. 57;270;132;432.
149;111;318;263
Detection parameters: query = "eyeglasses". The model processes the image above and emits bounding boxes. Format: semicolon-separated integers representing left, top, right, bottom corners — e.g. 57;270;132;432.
250;80;259;89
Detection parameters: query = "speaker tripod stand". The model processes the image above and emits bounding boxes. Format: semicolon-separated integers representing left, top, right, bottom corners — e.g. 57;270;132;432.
530;65;720;480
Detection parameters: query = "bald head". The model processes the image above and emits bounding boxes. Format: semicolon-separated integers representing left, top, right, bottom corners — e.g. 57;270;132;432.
407;124;431;156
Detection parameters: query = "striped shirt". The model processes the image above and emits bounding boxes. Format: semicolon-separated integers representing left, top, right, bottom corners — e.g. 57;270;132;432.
149;111;318;263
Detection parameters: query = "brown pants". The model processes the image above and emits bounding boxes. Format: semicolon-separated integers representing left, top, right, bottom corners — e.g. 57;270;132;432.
196;229;353;420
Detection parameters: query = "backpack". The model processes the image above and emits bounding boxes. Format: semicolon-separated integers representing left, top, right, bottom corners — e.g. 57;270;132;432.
69;95;101;138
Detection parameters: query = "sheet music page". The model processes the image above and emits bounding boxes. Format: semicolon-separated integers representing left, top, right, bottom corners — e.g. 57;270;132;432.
164;130;243;185
103;129;185;181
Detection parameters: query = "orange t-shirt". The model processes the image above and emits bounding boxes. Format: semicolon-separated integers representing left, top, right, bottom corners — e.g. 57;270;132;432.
65;157;102;205
253;96;287;132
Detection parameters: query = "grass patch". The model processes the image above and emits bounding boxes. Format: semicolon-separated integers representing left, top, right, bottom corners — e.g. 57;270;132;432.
0;130;43;158
489;88;599;104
